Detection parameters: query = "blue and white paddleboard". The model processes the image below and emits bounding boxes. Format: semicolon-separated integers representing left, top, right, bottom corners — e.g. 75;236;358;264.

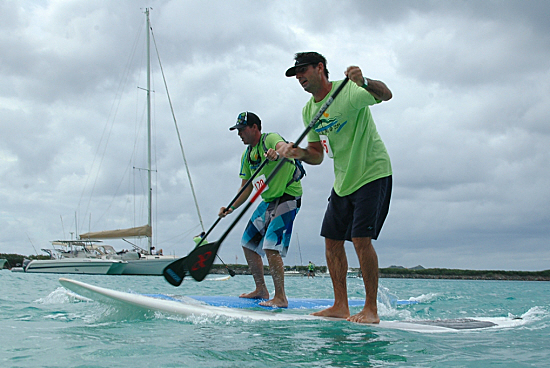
59;278;523;333
142;294;416;309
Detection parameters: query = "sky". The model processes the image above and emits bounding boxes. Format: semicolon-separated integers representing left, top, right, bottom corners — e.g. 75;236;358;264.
1;0;549;271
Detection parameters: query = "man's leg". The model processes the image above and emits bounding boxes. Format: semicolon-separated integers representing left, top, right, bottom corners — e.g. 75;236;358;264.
311;238;350;318
259;249;288;307
239;247;269;299
347;237;380;323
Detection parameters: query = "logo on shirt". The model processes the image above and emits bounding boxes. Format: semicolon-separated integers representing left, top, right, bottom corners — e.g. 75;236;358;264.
314;112;347;136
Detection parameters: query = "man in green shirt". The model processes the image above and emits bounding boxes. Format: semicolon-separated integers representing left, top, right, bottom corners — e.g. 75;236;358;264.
219;112;303;308
280;52;393;323
193;232;207;246
307;261;315;278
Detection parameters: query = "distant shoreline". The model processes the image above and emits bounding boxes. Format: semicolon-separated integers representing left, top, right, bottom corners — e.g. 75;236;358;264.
210;265;550;282
376;267;550;281
3;254;548;281
377;273;550;281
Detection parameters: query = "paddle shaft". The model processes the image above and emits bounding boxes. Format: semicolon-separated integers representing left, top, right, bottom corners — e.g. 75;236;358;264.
220;77;351;239
186;78;350;281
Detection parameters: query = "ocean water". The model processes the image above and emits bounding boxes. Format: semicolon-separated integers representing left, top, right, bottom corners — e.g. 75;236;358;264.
1;270;549;367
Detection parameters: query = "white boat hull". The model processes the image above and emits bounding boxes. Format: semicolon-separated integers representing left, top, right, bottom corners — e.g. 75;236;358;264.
284;271;305;277
121;255;178;276
25;259;127;275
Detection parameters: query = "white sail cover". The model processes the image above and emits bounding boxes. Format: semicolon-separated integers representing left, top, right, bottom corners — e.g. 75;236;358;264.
79;225;152;239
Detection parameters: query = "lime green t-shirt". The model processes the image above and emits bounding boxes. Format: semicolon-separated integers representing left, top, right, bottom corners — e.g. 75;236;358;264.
303;79;392;196
239;133;303;202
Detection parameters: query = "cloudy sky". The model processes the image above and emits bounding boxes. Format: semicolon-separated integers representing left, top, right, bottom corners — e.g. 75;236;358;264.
1;0;549;271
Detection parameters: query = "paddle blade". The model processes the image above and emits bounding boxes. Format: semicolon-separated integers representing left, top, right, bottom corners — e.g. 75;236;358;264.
163;257;188;286
187;241;220;282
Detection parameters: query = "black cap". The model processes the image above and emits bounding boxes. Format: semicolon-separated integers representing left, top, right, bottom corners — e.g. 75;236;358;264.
285;52;326;77
229;111;262;131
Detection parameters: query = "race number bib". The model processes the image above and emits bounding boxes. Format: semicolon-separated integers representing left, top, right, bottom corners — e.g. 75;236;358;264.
320;135;334;158
253;174;269;193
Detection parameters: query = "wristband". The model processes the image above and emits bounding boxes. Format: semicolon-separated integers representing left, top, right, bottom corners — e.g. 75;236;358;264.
362;77;369;89
230;205;237;210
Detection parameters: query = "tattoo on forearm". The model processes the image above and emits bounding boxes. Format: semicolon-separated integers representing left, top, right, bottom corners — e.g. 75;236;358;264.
366;82;386;100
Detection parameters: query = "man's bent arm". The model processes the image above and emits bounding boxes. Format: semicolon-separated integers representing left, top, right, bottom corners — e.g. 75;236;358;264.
345;66;392;102
364;79;392;102
280;141;324;165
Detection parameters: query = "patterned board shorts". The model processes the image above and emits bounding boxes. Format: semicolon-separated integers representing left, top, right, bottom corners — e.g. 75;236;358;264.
241;196;300;257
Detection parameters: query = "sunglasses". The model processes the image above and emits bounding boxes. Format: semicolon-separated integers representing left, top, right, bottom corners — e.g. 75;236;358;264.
296;62;321;75
295;65;311;74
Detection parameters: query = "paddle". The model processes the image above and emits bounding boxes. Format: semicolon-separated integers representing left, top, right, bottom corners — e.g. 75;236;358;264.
184;77;350;282
163;159;269;286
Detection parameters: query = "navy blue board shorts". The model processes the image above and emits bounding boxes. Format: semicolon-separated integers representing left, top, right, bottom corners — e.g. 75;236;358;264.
321;176;392;241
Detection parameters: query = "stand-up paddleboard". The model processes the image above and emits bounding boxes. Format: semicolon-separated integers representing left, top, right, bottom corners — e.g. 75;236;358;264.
142;294;417;309
59;278;523;333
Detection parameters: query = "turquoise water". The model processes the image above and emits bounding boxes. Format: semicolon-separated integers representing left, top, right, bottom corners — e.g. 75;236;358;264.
1;270;549;367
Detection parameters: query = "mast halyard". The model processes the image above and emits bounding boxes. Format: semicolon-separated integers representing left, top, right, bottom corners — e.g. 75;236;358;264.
146;8;153;253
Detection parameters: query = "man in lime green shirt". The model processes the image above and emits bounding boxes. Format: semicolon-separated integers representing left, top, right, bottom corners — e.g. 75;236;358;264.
193;232;207;246
307;261;315;278
219;111;303;308
281;52;393;323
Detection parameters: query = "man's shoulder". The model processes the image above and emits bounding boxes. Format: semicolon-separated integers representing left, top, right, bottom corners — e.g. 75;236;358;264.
263;132;285;145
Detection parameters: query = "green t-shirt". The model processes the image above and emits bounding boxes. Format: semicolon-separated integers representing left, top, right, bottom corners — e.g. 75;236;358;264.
302;79;392;196
239;132;303;202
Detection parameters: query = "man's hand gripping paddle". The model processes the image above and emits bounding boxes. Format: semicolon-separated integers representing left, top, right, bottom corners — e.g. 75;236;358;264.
164;78;350;285
163;159;269;286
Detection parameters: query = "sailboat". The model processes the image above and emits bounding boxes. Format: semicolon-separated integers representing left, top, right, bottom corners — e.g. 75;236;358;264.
77;9;203;275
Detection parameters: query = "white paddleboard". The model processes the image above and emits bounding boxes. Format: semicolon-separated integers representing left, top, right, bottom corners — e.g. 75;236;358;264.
59;278;523;333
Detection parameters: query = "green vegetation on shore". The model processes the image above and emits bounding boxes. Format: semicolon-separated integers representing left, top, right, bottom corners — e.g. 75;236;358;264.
209;264;550;281
0;253;49;268
378;267;550;281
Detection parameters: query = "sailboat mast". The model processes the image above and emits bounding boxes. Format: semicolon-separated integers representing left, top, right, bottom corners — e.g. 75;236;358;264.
146;8;153;252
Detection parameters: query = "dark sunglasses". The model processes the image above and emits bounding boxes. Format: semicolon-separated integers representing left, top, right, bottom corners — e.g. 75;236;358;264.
295;65;311;74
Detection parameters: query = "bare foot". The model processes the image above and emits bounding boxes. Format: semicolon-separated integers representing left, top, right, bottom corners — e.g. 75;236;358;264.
347;308;380;324
259;297;288;308
311;306;350;319
239;289;269;299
